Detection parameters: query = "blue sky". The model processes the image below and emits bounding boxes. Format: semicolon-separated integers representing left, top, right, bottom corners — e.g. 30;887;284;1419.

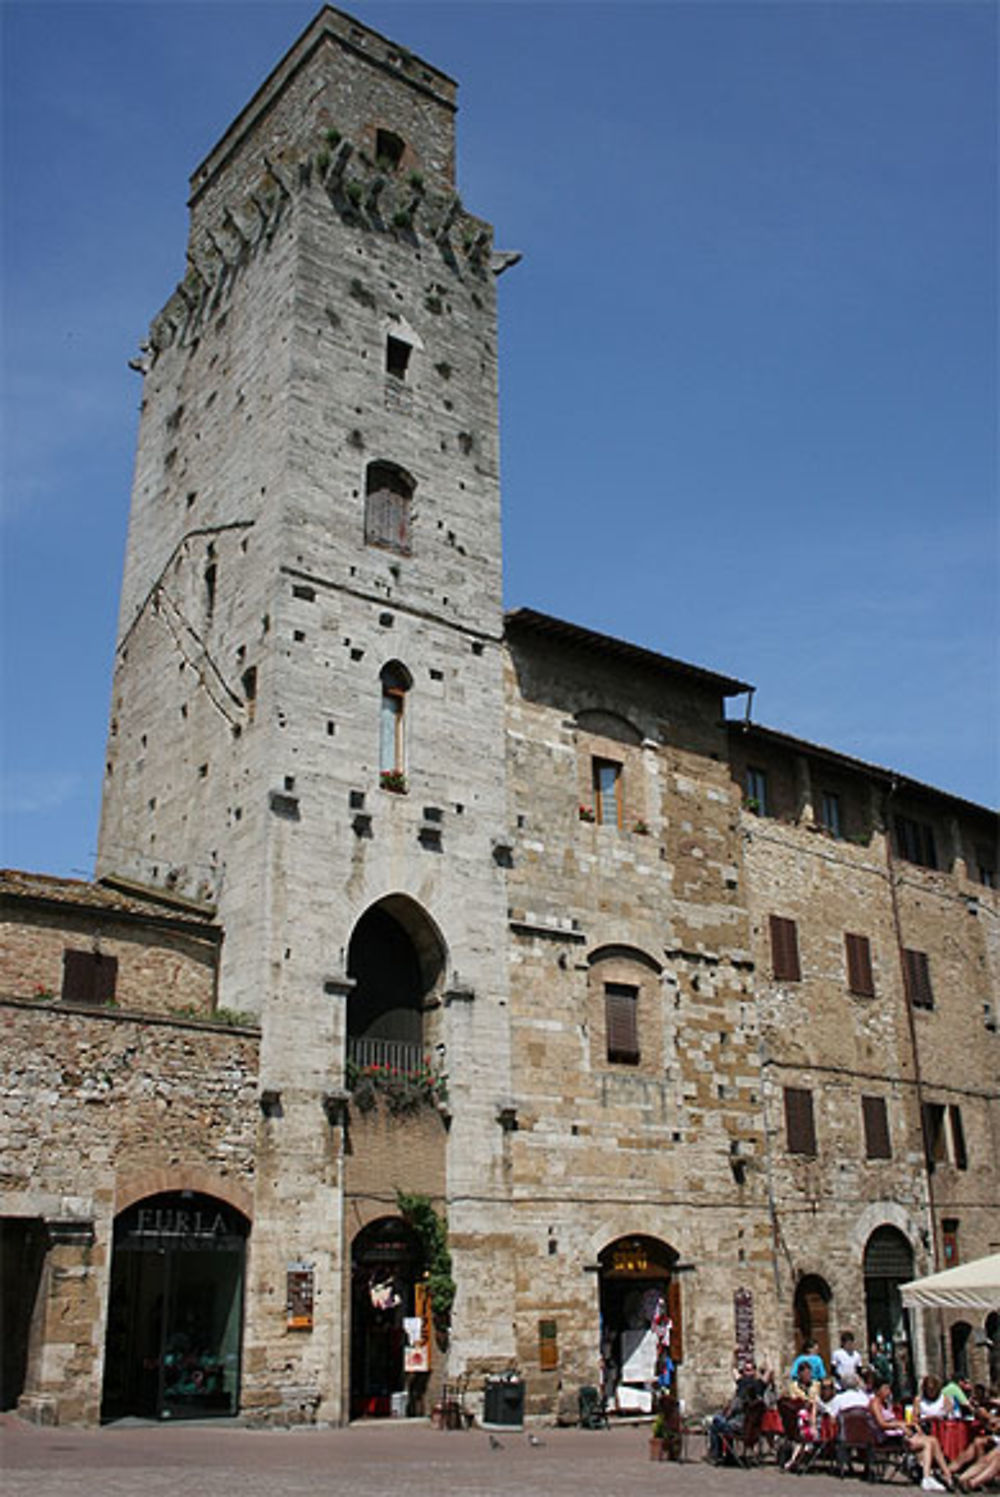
2;0;997;879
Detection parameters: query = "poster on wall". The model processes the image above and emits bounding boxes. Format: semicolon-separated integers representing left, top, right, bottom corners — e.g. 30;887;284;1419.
287;1263;315;1330
734;1287;755;1374
404;1282;432;1372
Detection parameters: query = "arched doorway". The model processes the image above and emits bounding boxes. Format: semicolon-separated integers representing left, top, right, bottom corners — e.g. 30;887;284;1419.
101;1191;248;1422
346;896;446;1079
350;1216;426;1419
794;1274;832;1370
598;1235;682;1413
949;1321;972;1379
864;1226;915;1398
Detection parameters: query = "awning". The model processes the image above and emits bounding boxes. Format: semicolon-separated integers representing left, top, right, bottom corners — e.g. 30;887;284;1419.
900;1253;1000;1312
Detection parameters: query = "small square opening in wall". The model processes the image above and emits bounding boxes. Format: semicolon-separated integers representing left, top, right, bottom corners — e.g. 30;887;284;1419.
293;630;306;643
385;336;411;381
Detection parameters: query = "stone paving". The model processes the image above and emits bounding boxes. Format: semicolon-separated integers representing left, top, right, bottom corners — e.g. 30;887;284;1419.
0;1415;881;1497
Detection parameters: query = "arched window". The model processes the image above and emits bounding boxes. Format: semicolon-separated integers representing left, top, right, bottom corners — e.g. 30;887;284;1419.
365;461;414;555
380;661;412;778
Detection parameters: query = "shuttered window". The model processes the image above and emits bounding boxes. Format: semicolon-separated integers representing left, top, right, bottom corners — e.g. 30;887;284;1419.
902;948;933;1009
61;949;118;1006
605;983;639;1065
894;814;938;869
770;915;801;982
364;461;413;555
784;1086;817;1156
538;1319;558;1371
593;758;623;828
862;1095;891;1159
845;933;875;997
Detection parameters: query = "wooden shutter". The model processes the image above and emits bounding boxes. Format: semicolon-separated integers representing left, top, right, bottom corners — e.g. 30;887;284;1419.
862;1095;891;1159
902;949;933;1009
922;1102;946;1168
538;1319;558;1370
784;1086;816;1156
667;1276;684;1364
770;915;801;982
845;933;875;997
61;949;117;1006
605;984;639;1064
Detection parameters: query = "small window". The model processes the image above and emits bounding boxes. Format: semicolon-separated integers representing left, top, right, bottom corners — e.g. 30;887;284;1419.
386;335;411;381
605;982;639;1065
365;461;413;555
819;791;842;839
845;933;875;997
746;766;768;816
769;915;801;982
784;1086;817;1156
379;661;411;775
375;129;405;172
942;1218;960;1269
862;1095;891;1159
894;814;938;869
593;758;623;828
922;1102;967;1171
902;948;933;1009
62;949;118;1007
204;562;217;620
976;847;997;888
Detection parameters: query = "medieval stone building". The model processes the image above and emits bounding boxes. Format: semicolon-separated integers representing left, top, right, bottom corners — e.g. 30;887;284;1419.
2;5;997;1428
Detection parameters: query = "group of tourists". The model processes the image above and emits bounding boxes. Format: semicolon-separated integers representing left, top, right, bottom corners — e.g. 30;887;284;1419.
708;1330;1000;1490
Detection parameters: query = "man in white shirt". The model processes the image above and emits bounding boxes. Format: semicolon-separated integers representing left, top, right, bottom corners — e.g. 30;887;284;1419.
829;1374;871;1420
832;1331;863;1390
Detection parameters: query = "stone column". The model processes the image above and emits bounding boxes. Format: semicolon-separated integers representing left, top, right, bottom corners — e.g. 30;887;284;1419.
17;1218;103;1426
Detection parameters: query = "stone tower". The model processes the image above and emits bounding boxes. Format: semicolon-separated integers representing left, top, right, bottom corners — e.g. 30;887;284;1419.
98;7;516;1421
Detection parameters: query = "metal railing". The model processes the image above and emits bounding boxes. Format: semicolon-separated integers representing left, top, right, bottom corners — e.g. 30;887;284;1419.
347;1035;425;1073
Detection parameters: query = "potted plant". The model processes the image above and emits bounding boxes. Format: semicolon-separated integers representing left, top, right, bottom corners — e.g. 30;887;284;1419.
650;1410;668;1461
579;804;595;823
380;769;407;794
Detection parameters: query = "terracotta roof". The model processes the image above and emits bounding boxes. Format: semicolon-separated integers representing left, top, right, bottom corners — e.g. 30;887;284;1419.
505;608;752;697
0;870;221;933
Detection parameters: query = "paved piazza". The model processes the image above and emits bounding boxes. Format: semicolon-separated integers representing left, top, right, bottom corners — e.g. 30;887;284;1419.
1;1415;882;1497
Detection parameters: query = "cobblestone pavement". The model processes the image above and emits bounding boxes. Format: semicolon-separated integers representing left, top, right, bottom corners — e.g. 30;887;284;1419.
0;1416;879;1497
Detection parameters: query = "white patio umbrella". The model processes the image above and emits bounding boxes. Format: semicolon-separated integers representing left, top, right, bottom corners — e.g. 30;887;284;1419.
900;1253;1000;1312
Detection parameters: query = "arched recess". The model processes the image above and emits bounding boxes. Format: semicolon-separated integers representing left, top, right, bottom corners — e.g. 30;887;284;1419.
365;460;414;556
794;1273;832;1370
863;1225;915;1397
598;1235;681;1413
101;1189;250;1423
350;1216;426;1419
346;895;447;1070
587;945;665;1073
575;709;643;747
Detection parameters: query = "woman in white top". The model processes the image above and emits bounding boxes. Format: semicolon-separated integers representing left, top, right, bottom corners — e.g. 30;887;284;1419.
918;1376;955;1423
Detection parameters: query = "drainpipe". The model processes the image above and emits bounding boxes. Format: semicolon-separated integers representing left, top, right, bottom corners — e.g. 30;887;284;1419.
883;779;940;1376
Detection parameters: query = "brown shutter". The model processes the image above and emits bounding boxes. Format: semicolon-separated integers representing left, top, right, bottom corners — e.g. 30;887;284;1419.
784;1086;816;1155
770;915;801;982
845;933;875;997
61;949;118;1006
605;984;639;1064
538;1319;558;1370
949;1106;968;1170
862;1095;891;1159
903;949;933;1008
667;1276;683;1364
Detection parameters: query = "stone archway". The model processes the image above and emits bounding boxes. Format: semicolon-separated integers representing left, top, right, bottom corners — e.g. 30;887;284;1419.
101;1190;249;1422
346;895;447;1078
794;1273;832;1370
864;1225;915;1398
597;1235;682;1414
349;1216;426;1420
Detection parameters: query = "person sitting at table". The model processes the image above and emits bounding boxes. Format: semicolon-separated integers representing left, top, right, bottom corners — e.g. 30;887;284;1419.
956;1438;1000;1491
948;1402;1000;1484
918;1375;955;1423
869;1379;953;1491
707;1364;766;1463
828;1372;871;1420
940;1377;973;1415
781;1363;821;1472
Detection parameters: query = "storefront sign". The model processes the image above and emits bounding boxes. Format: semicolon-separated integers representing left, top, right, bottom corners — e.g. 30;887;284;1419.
287;1263;315;1330
116;1198;245;1252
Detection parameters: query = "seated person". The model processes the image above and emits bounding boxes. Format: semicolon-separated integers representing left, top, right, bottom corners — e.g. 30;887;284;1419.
788;1361;821;1404
869;1380;953;1492
782;1363;821;1472
918;1375;955;1423
948;1403;1000;1483
708;1365;765;1462
829;1372;872;1420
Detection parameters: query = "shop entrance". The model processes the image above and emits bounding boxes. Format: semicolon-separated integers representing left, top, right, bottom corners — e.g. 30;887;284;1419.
101;1191;248;1422
863;1225;915;1399
598;1235;682;1415
794;1273;832;1370
350;1216;426;1419
0;1218;46;1411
